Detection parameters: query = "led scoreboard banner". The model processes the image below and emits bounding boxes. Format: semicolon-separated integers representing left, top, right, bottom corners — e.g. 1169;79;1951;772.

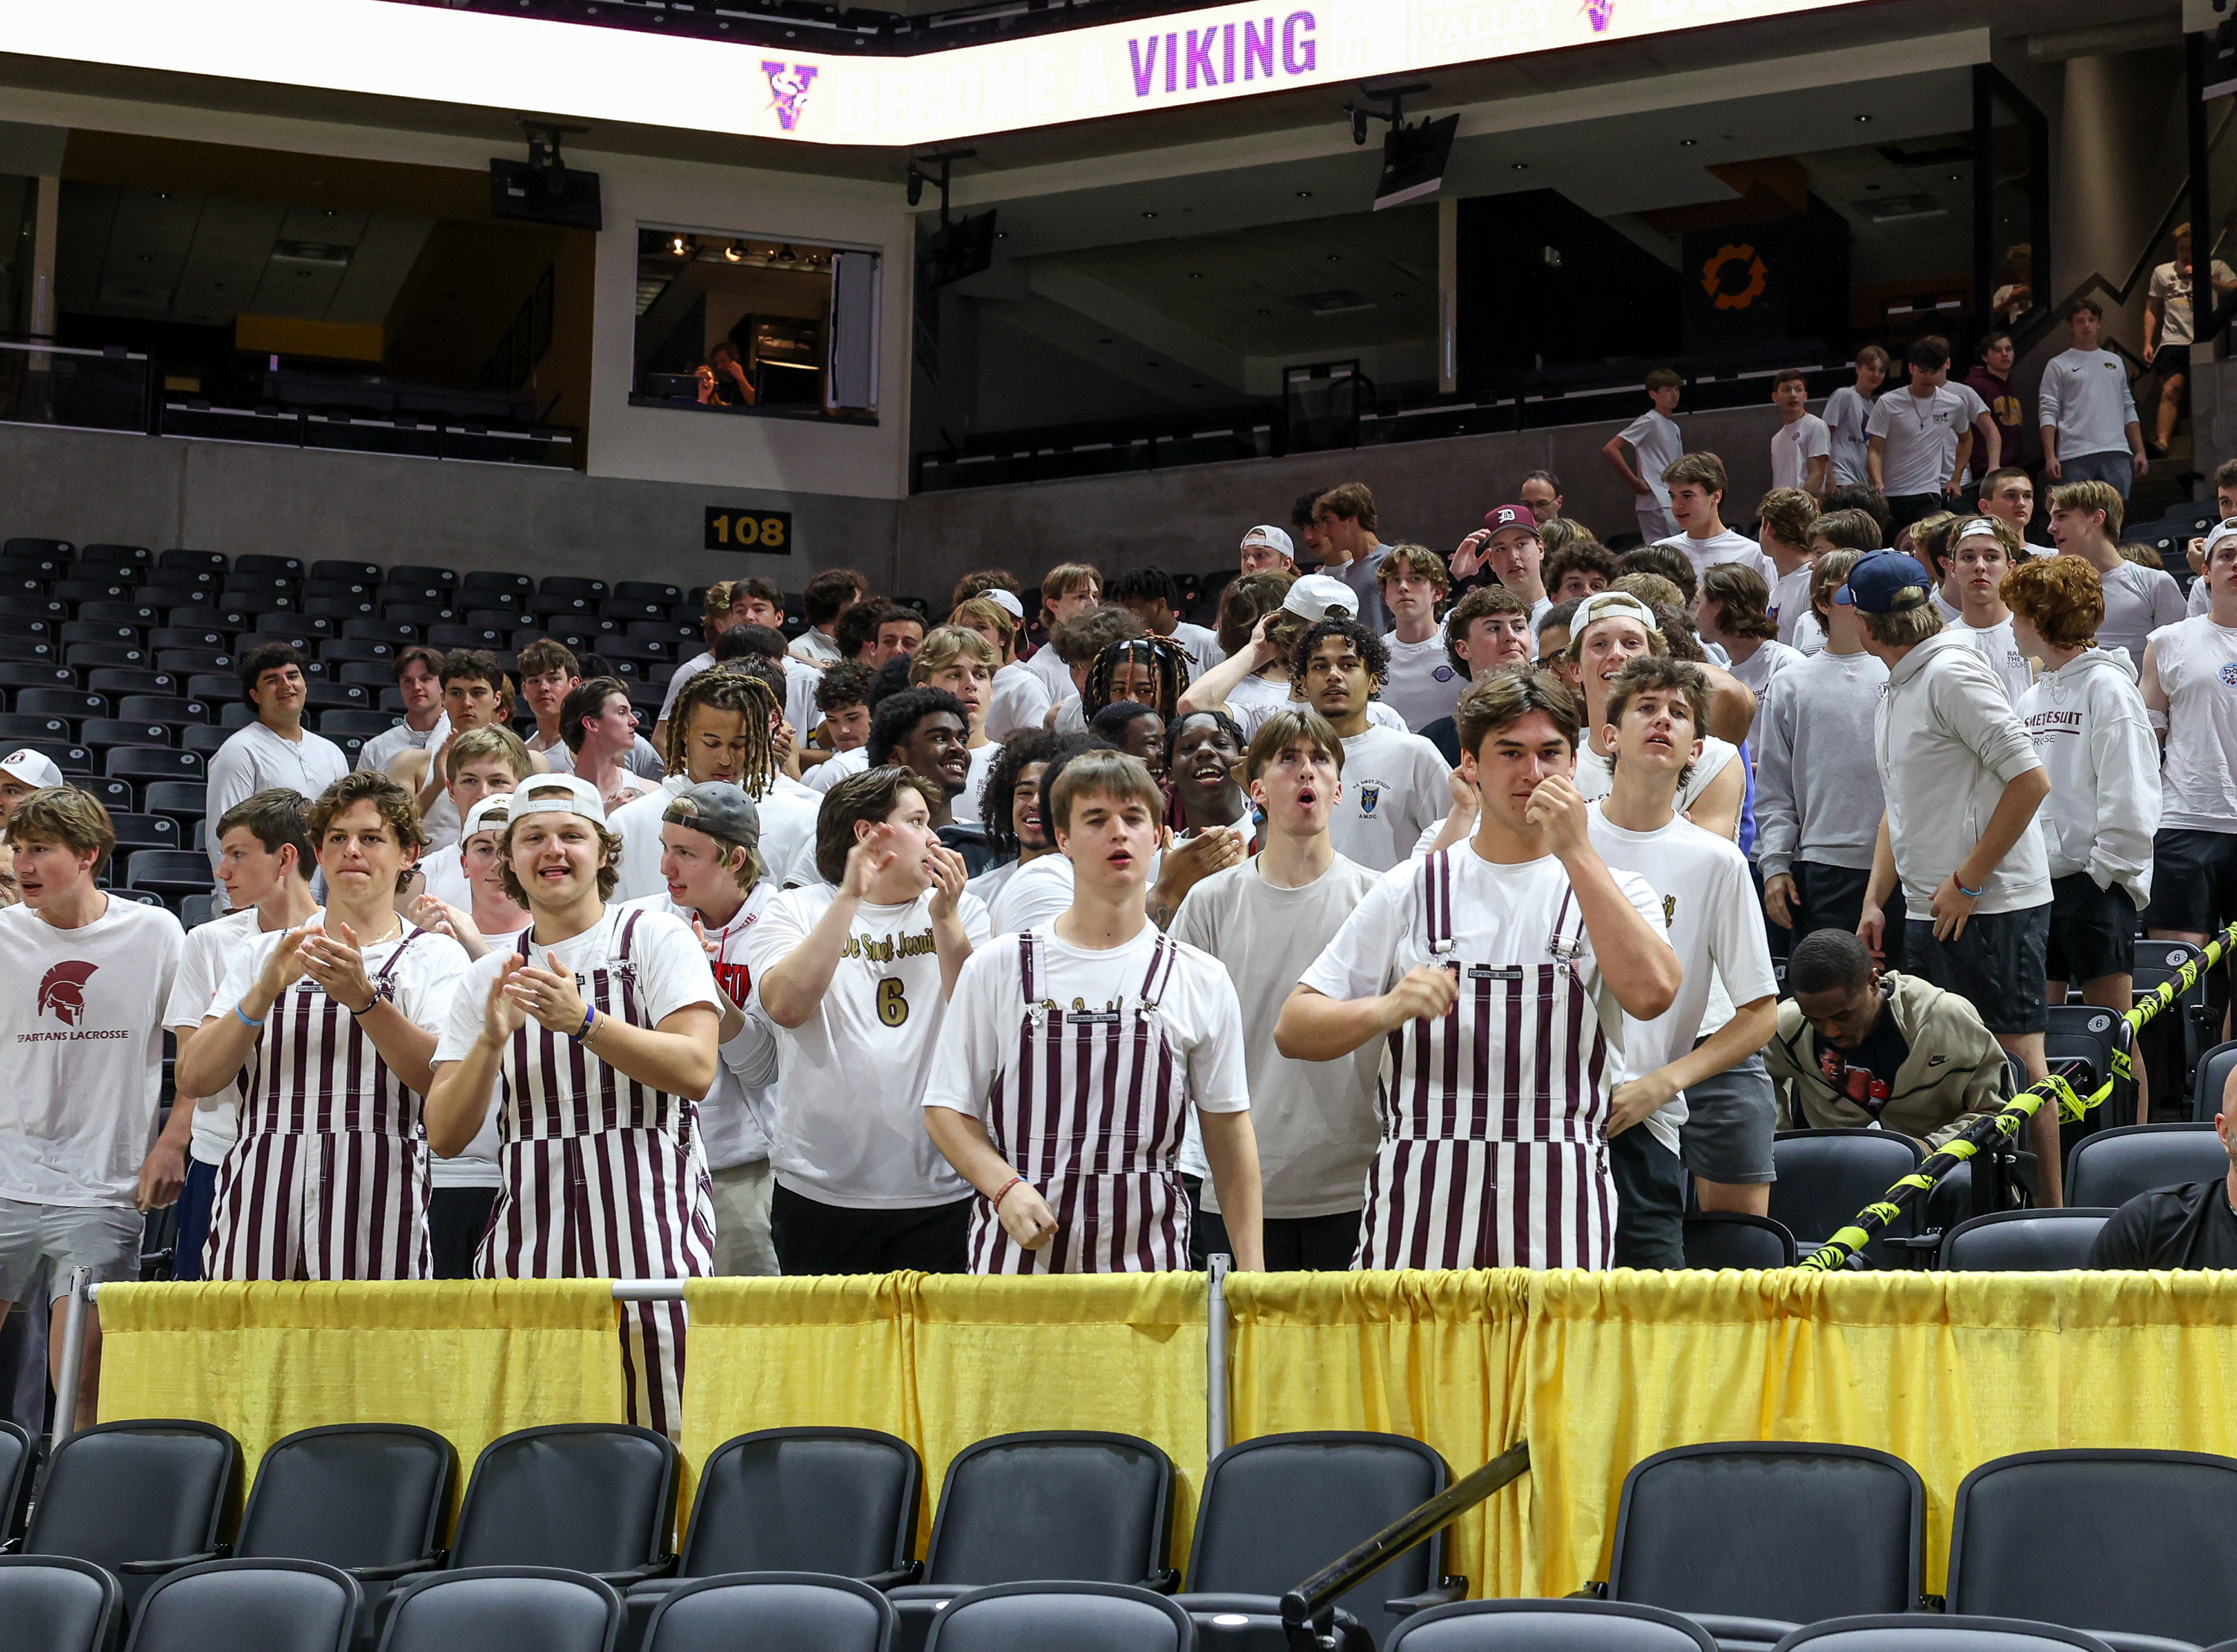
0;0;1865;148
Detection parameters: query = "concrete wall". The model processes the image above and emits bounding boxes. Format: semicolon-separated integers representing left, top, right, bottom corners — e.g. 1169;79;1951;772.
0;423;901;590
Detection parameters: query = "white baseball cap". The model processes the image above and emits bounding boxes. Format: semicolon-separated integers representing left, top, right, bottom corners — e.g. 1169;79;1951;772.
0;748;64;790
1241;525;1295;559
2204;518;2237;563
1280;573;1357;622
507;773;605;823
462;793;515;840
1568;591;1663;640
982;588;1025;620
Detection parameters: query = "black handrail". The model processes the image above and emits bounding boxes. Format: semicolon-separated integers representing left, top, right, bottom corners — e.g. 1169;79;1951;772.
1280;1440;1530;1652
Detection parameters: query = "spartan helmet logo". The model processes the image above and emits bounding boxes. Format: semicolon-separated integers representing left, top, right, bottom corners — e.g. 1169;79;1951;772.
37;961;98;1027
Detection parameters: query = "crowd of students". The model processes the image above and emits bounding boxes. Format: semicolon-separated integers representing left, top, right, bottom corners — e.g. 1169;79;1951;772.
4;356;2236;1431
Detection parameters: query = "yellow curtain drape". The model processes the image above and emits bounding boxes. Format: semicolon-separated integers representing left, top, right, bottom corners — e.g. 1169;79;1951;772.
684;1273;1207;1566
97;1280;623;1509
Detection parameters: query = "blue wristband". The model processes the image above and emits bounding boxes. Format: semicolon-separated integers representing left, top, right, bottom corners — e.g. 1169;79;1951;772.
233;1003;265;1030
1957;878;1983;898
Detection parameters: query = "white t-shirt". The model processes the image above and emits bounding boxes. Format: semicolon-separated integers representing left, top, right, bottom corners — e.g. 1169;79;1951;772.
1168;622;1224;681
610;775;817;908
1728;639;1802;751
1575;737;1740;837
356;713;447;777
1171;857;1382;1218
806;744;870;794
921;924;1250;1147
204;721;351;867
434;906;719;1164
1655;529;1777;590
1823;385;1875;486
1328;725;1451;873
986;660;1054;743
1865;382;1989;497
2095;559;2188;666
1300;845;1664;1100
2152;616;2237;833
1019;646;1075;706
1619;409;1683;509
1952;615;2035;707
1585;807;1778;1156
432;919;517;1191
1770;412;1831;493
419;845;471;911
1770;564;1816;647
658;650;717;725
790;628;843;666
744;884;991;1207
529;732;664;781
1379;628;1460;731
989;853;1075;936
951;742;1000;827
163;905;277;1166
619;890;781;1171
0;898;185;1207
2149;258;2236;349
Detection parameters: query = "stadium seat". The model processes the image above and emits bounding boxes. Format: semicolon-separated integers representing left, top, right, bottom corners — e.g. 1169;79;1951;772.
0;712;70;744
1771;1618;2117;1652
256;614;327;642
464;608;522;631
887;1431;1176;1651
305;597;376;624
84;542;152;566
84;719;174;752
0;661;74;693
80;600;161;628
1681;1212;1796;1269
345;619;420;646
25;1419;240;1614
1600;1442;1922;1648
158;549;228;574
81;776;134;811
144;781;206;820
541;576;608;599
109;889;166;909
127;1557;359;1652
384;604;453;628
234;554;303;578
2063;1123;2227;1209
128;851;215;897
1936;1209;2113;1270
2189;1038;2237;1123
221;702;257;730
0;1416;26;1539
614;581;682;604
55;577;133;604
66;643;151;671
183;725;230;759
19;687;107;721
90;668;177;698
318;709;397;739
5;535;74;558
0;637;58;665
232;1422;455;1629
925;1583;1190;1652
1947;1448;2237;1646
643;1573;894;1652
430;625;505;651
447;1424;678;1583
109;748;204;781
180;892;215;930
138;582;214;609
380;1569;621;1652
12;737;92;772
1171;1431;1451;1648
383;564;456;590
1767;1131;1922;1264
304;681;369;711
186;673;237;704
2133;941;2212;1100
0;614;57;641
119;695;210;727
0;1555;119;1652
322;640;396;666
153;627;231;653
310;560;381;584
111;813;184;851
1385;1599;1718;1651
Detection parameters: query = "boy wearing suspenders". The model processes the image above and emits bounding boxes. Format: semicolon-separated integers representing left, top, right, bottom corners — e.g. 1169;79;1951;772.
924;749;1266;1273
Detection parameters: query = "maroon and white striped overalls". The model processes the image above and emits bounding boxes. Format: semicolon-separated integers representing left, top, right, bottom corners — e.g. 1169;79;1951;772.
204;929;434;1281
967;931;1192;1275
1353;851;1617;1272
476;911;715;1439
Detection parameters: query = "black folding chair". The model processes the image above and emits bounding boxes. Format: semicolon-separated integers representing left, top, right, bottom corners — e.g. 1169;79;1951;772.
377;1566;622;1652
644;1573;893;1652
1946;1448;2237;1648
1935;1210;2113;1271
2189;1038;2237;1123
125;1557;358;1652
1681;1213;1796;1269
1599;1442;1923;1650
235;1423;456;1618
925;1583;1191;1652
1386;1598;1718;1651
450;1425;678;1586
0;1554;120;1652
2063;1124;2227;1210
1176;1431;1457;1649
1768;1132;1923;1267
26;1419;241;1615
1771;1618;2117;1652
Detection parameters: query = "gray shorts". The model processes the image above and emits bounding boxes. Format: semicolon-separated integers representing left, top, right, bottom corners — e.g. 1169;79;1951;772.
0;1199;143;1307
2057;448;2134;499
1681;1050;1778;1185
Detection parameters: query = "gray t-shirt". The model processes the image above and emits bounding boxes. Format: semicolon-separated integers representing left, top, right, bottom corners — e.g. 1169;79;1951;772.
1171;854;1383;1219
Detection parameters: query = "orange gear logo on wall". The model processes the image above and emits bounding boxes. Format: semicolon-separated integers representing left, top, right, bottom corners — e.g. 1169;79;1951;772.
1701;244;1769;310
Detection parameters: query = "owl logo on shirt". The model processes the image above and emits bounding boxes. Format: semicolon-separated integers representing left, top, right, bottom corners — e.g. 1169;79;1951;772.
1356;780;1385;816
1661;895;1678;928
37;961;98;1027
2219;663;2237;688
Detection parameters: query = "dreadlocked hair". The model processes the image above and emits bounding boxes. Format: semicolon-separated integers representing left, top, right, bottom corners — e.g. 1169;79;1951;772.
978;727;1071;860
1083;634;1189;718
662;666;780;795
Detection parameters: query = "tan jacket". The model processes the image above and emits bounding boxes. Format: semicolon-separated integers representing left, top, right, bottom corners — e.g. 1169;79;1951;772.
1764;971;2010;1148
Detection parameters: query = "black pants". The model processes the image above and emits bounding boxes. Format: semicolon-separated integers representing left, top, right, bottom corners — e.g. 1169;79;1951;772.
1184;1176;1360;1270
430;1187;498;1280
1791;861;1903;972
770;1183;972;1276
1608;1128;1686;1269
1886;492;1948;534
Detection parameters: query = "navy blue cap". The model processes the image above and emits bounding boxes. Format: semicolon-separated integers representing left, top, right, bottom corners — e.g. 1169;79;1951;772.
1834;551;1935;615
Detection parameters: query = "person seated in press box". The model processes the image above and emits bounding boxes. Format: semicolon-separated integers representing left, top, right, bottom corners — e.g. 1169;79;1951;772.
1763;929;2011;1150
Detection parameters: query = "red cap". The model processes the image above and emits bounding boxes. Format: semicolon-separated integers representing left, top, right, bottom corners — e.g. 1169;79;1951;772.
1482;504;1541;536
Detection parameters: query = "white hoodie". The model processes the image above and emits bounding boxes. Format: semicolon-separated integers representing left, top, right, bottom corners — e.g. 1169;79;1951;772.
2016;646;2161;907
1876;628;2052;918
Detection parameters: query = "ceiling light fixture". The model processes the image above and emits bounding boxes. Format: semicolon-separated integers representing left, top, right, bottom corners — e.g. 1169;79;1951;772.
723;242;742;262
